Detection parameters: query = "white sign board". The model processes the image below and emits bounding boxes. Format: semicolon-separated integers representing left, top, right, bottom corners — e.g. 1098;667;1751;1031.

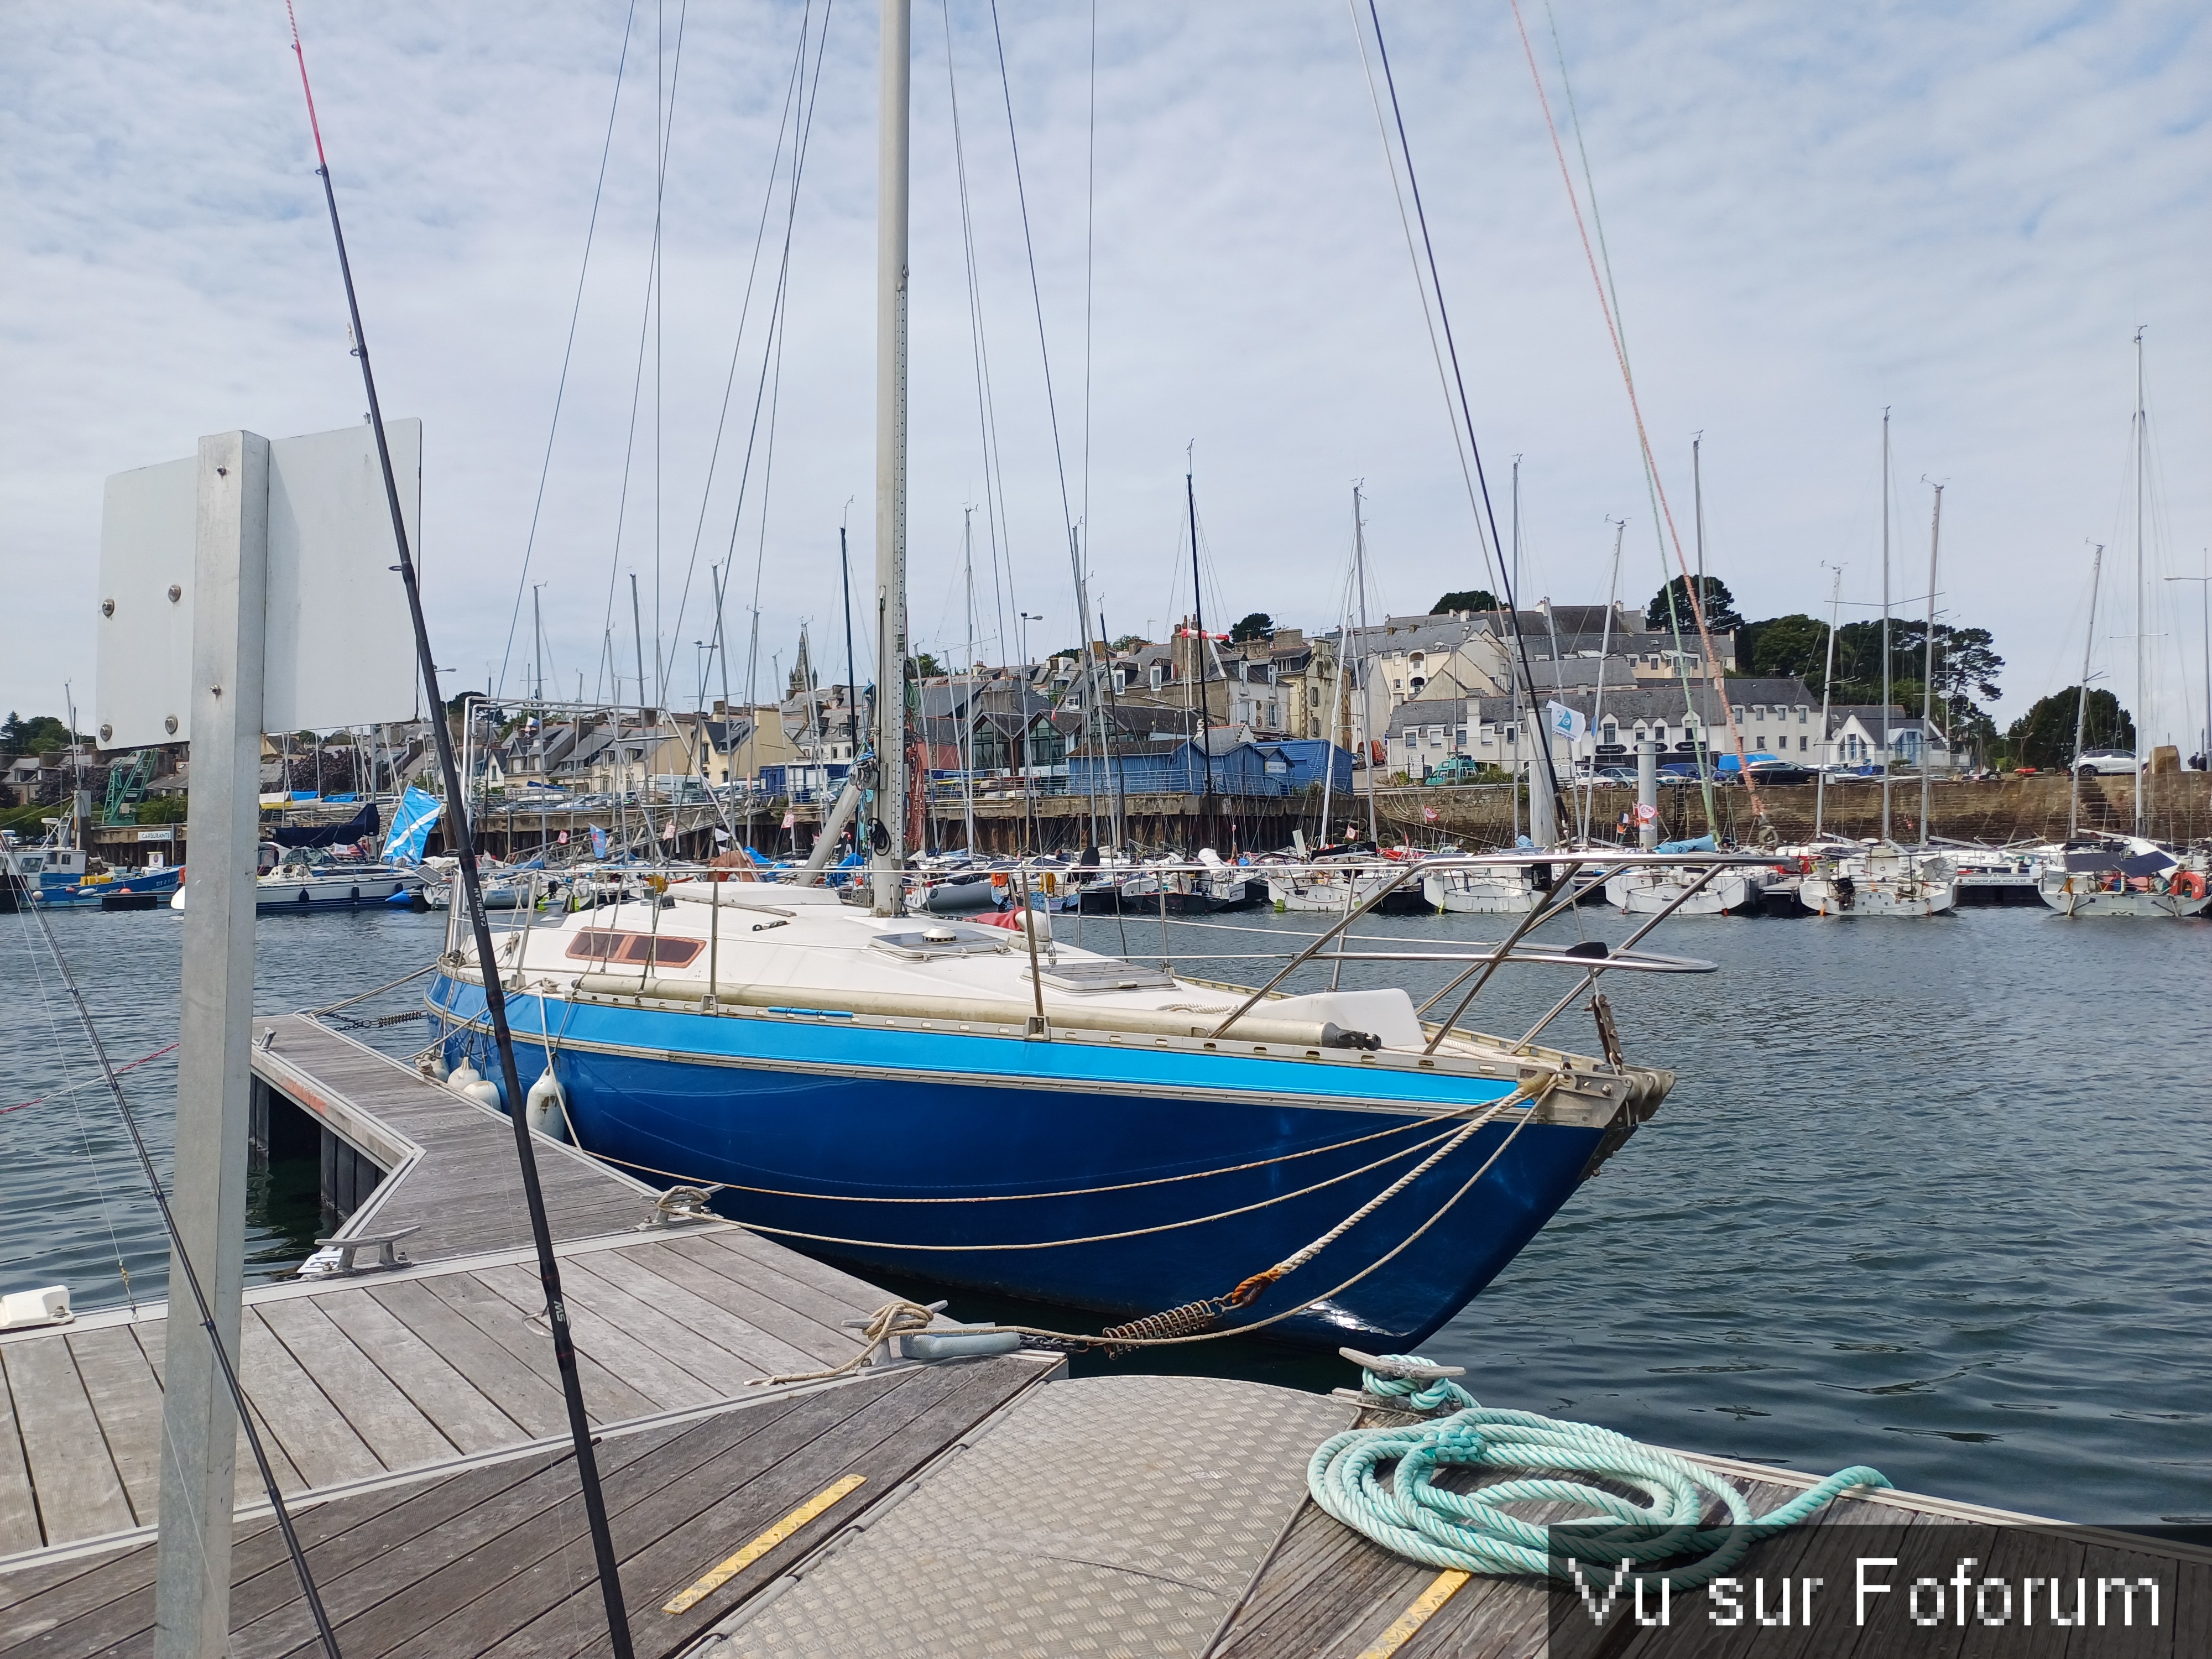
95;420;424;750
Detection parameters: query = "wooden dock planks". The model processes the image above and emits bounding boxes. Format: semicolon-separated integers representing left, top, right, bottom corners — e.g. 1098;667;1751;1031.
0;1354;1057;1659
0;1016;943;1554
250;1014;657;1261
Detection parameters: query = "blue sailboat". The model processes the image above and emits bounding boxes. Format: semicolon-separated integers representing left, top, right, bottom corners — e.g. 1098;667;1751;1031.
423;3;1689;1351
427;876;1673;1348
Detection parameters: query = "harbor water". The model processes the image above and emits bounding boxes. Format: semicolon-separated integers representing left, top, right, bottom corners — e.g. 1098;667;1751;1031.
1;897;2205;1526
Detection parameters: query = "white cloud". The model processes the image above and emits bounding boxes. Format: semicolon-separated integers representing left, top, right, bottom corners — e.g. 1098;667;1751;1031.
3;1;2206;744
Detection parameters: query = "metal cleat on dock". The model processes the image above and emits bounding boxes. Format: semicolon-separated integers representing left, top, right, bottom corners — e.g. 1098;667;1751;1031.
1331;1347;1468;1415
300;1224;419;1277
641;1183;722;1227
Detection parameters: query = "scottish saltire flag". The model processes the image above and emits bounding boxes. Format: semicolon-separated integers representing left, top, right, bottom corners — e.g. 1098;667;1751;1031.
589;825;609;859
1546;701;1588;742
379;786;442;864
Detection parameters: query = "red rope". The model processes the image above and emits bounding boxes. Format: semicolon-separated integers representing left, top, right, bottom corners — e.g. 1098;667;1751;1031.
1506;1;1766;823
2;1041;179;1117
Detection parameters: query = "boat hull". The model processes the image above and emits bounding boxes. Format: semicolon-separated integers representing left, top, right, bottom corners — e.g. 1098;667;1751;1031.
428;975;1632;1349
1799;874;1957;917
2037;877;2211;918
1423;872;1543;915
0;866;181;912
1604;868;1768;916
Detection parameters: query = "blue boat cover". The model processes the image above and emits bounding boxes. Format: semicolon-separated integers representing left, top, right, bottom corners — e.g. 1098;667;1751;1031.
1653;834;1718;854
273;801;381;849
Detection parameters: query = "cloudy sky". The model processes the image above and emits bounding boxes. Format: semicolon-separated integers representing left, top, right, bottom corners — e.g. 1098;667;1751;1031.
5;2;2208;745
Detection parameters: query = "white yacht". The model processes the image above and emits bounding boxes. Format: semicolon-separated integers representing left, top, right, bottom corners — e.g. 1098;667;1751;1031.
1797;841;1958;918
2037;836;2211;918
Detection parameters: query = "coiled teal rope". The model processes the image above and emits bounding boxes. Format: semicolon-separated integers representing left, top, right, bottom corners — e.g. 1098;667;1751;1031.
1309;1358;1890;1589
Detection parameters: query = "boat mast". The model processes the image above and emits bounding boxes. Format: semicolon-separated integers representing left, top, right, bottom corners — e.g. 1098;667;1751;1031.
1585;518;1623;844
1187;461;1214;812
839;525;863;858
1921;482;1942;846
871;0;911;915
1815;564;1840;838
1692;433;1705;600
1880;409;1893;843
961;508;978;853
2132;327;2147;838
2069;545;2103;839
1509;456;1521;842
1354;483;1378;844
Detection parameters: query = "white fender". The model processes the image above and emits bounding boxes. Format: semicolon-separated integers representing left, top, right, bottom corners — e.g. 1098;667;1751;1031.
525;1069;570;1142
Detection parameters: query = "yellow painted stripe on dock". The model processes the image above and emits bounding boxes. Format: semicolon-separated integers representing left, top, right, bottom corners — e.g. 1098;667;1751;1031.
1357;1569;1472;1659
661;1474;867;1614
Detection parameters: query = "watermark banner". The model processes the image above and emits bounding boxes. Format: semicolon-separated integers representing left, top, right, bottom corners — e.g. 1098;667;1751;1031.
1545;1522;2195;1657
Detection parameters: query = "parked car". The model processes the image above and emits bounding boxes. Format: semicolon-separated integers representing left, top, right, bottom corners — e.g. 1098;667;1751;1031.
1743;761;1816;786
2075;748;2140;778
1590;766;1639;785
1425;755;1485;786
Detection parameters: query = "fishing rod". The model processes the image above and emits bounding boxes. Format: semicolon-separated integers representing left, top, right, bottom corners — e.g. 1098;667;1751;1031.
9;880;342;1658
283;8;635;1652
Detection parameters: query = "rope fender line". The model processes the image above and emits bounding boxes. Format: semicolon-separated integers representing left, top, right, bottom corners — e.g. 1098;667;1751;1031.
1311;1359;1890;1589
1094;1078;1547;1351
575;1091;1517;1206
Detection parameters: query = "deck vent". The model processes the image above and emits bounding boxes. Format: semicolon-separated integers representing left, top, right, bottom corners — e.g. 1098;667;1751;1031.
1023;961;1176;994
869;928;1011;961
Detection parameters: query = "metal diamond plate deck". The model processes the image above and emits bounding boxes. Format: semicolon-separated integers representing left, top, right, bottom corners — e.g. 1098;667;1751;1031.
700;1371;1352;1659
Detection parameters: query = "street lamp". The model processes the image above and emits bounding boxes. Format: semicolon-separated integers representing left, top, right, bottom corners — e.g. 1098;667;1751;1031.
1018;612;1043;669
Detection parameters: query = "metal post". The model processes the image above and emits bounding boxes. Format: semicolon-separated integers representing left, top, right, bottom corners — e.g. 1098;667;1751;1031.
1921;483;1942;844
870;0;911;916
1636;739;1658;848
154;430;269;1659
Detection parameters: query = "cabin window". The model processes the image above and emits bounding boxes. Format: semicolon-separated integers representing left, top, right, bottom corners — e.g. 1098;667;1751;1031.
566;930;703;968
567;930;627;962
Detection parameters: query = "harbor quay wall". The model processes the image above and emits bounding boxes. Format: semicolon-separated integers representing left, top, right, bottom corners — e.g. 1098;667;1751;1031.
113;771;2208;867
1376;771;2212;850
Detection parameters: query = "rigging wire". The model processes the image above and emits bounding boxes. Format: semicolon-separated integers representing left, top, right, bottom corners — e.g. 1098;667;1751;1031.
285;8;635;1650
985;0;1112;806
6;886;145;1312
11;867;340;1653
1349;1;1567;826
493;0;640;703
1510;0;1767;834
665;2;828;712
596;2;691;705
942;1;1031;841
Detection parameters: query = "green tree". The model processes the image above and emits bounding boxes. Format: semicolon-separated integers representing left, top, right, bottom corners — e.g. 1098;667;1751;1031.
1;712;78;755
1229;612;1274;643
912;652;944;679
2006;687;2132;769
1645;575;1742;633
1431;589;1500;615
1825;620;2003;723
1738;613;1829;682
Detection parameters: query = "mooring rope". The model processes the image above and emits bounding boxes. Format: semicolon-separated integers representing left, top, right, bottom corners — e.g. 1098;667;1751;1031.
1310;1359;1890;1589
